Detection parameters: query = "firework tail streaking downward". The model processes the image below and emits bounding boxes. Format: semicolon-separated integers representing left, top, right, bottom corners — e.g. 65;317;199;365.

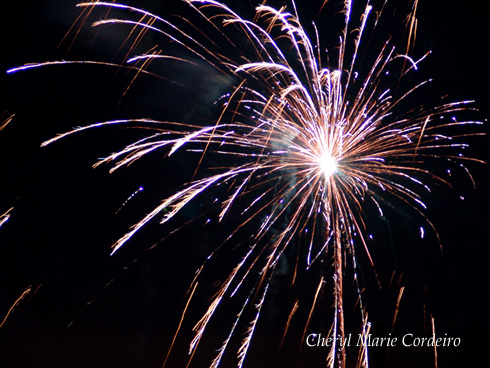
7;0;484;367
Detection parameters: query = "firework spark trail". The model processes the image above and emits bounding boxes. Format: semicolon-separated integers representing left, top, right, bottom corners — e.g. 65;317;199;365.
7;0;485;366
0;207;13;229
0;113;14;132
356;316;371;368
0;288;31;329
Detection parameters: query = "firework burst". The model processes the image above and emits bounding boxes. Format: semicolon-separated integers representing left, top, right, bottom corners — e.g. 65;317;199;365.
7;0;484;367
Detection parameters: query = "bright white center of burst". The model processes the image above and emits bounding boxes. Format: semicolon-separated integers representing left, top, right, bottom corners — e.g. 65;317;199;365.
318;152;337;178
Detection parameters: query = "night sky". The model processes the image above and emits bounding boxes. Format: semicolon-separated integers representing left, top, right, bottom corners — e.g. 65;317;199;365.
0;1;489;367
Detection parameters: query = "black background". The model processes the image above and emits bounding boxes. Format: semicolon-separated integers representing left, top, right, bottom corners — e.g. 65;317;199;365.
0;1;489;367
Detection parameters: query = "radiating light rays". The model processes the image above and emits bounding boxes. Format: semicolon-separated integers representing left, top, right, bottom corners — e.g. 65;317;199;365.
6;0;484;367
